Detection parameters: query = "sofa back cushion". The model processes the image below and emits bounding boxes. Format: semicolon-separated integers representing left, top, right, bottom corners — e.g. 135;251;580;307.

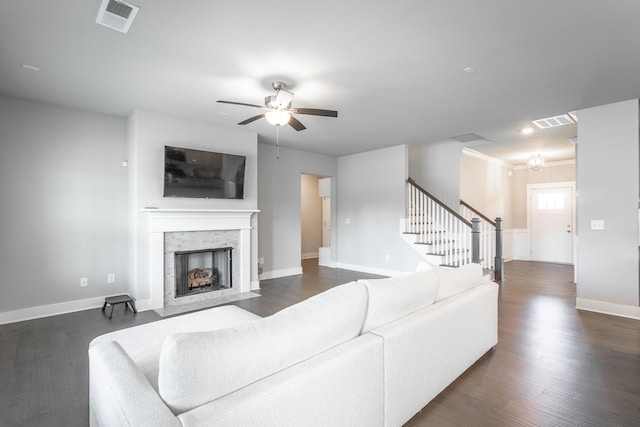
158;281;368;414
435;263;482;301
359;270;439;333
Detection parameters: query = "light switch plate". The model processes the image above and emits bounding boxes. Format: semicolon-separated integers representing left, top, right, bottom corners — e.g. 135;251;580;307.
590;220;605;230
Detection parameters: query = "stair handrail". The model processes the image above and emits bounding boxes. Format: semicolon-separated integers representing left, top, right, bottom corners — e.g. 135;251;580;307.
408;178;471;227
407;178;473;267
460;199;496;227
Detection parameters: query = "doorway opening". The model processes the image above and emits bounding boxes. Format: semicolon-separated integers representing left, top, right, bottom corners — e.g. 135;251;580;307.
300;174;332;270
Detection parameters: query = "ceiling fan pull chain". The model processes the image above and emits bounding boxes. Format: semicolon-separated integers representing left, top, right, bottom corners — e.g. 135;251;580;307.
276;125;280;159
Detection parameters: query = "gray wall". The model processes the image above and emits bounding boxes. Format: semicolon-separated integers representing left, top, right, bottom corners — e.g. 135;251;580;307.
258;142;337;277
337;145;421;273
576;99;639;309
409;140;462;210
0;95;128;312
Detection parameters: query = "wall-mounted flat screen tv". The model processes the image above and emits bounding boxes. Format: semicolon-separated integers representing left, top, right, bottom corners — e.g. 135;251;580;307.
164;146;246;199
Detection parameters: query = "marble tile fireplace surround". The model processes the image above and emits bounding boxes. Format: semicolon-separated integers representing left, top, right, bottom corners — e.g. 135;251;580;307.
144;209;257;310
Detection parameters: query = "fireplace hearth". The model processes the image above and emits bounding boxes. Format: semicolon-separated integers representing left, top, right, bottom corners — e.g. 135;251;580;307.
174;247;232;298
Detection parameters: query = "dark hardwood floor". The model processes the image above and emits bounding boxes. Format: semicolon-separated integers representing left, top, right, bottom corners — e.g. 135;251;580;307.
407;261;640;427
0;260;638;426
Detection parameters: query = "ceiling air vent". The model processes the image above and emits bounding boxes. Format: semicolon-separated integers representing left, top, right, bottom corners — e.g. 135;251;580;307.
532;114;575;129
96;0;140;34
450;133;492;147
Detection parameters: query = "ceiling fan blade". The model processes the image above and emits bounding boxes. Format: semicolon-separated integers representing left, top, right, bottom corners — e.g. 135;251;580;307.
289;116;307;131
217;100;264;109
293;108;338;118
238;113;265;125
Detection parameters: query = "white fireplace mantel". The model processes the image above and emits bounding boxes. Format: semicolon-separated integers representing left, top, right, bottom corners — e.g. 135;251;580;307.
144;209;259;309
143;208;259;232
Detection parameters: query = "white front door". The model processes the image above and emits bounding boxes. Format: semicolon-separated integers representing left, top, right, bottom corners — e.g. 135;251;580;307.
529;185;574;263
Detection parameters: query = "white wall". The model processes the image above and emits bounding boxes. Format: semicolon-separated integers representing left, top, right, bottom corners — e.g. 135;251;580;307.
300;174;322;258
258;142;337;279
128;110;258;305
0;95;128;322
576;99;640;319
337;145;422;274
409;140;462;209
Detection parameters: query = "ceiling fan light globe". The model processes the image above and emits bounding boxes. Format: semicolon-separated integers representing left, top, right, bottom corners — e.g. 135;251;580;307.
265;110;291;126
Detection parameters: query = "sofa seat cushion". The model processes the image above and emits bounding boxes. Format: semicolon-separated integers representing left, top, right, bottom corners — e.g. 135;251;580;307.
158;281;369;414
358;269;439;333
89;305;261;391
435;263;483;301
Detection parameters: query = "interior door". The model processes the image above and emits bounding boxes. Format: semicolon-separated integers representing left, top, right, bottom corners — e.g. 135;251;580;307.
322;197;331;247
530;187;573;263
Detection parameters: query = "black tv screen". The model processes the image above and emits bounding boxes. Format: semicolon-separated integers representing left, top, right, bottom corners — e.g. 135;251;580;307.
164;146;246;199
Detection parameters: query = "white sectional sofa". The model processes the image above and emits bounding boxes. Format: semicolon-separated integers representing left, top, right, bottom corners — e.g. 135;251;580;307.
89;263;498;427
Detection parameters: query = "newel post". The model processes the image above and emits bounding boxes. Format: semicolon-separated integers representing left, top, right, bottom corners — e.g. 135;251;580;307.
471;218;481;264
494;217;504;281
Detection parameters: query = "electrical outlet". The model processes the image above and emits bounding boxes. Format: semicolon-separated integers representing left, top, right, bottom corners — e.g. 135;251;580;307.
107;273;116;283
385;254;391;262
80;277;88;287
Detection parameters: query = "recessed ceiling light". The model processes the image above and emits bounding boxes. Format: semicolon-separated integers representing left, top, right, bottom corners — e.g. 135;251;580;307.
462;67;476;74
218;112;228;116
22;64;40;71
521;127;534;135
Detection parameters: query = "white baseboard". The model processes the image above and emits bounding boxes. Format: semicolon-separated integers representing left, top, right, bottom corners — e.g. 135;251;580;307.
318;259;336;267
335;262;405;277
576;297;640;320
132;298;152;312
259;267;303;281
0;296;111;325
250;280;261;290
301;252;319;259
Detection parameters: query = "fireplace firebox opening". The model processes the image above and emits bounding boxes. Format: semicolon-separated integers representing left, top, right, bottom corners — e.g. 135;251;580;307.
174;247;232;298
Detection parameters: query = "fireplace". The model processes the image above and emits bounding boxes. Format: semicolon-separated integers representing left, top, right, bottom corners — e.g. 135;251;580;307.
174;247;232;297
163;229;243;307
144;208;258;310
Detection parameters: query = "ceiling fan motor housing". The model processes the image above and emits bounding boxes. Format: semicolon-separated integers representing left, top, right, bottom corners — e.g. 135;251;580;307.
265;90;294;109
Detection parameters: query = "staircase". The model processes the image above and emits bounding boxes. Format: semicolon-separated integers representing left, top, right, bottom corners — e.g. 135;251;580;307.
403;178;503;280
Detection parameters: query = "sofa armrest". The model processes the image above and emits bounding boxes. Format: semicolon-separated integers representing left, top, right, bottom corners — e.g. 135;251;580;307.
89;341;181;427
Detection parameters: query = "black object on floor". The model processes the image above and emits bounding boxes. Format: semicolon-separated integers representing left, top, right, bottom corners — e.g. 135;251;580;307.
102;294;137;319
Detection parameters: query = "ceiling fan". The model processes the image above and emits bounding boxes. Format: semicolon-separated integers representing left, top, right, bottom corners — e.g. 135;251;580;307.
217;82;338;131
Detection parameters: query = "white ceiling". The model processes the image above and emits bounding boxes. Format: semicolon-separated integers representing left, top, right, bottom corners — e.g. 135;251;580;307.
1;1;639;164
